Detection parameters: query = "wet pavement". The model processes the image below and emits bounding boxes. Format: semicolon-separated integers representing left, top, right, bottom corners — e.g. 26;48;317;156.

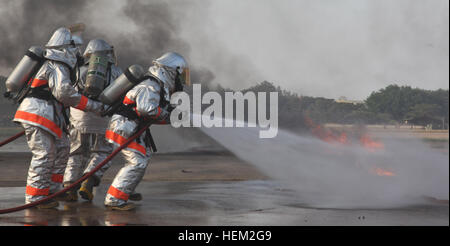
0;180;448;226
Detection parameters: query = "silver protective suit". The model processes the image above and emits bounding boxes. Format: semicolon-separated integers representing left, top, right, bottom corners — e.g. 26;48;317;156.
13;28;104;203
63;39;122;185
104;76;170;206
104;52;189;206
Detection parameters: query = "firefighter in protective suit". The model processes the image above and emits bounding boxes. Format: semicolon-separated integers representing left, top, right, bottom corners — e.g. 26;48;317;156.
61;39;123;202
13;27;105;209
104;52;190;210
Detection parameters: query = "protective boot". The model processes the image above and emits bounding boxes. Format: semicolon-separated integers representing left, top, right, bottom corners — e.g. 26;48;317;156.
35;199;59;209
57;183;78;202
51;192;70;202
129;192;142;201
105;202;136;211
79;177;95;201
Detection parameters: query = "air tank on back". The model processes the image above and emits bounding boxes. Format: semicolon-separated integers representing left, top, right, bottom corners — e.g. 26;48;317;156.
84;51;109;99
98;64;145;105
4;46;45;96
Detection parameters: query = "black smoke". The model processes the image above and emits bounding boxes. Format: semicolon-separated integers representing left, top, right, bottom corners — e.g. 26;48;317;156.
0;0;88;69
83;0;190;68
0;0;214;85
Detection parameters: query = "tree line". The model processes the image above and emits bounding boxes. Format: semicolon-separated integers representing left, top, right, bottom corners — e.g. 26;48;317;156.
203;81;448;130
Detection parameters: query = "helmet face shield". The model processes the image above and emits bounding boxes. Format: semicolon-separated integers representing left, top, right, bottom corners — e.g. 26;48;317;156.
181;67;191;86
153;52;189;85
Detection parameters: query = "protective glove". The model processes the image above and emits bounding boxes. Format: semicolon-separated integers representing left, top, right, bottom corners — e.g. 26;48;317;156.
84;99;106;116
142;105;171;124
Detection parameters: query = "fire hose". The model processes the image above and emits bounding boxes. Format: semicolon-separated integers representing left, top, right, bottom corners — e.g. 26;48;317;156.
0;131;25;147
0;121;152;214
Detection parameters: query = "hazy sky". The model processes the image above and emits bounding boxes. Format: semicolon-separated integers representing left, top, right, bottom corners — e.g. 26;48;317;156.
1;0;448;100
182;0;449;100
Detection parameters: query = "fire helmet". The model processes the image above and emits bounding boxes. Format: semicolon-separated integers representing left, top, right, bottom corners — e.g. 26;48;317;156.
151;52;190;87
83;39;116;64
45;27;83;49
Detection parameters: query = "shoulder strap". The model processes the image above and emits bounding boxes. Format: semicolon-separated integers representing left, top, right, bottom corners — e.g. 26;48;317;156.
52;60;77;84
159;84;169;108
14;59;47;104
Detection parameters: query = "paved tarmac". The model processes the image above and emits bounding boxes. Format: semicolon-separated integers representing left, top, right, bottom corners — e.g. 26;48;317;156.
0;143;448;226
0;180;448;226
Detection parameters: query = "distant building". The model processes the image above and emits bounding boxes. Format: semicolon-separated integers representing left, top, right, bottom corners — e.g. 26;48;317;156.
335;96;364;105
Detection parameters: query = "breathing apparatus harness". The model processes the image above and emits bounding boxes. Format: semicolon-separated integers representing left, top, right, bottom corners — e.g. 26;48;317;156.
7;50;46;104
111;74;163;153
15;48;84;132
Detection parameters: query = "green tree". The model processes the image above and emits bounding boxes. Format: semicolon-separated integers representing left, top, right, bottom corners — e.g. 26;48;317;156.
405;103;443;127
365;84;448;123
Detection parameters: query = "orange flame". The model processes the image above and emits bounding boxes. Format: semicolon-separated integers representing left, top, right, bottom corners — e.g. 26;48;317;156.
360;134;384;152
371;167;396;177
303;116;395;177
304;116;350;145
304;117;384;152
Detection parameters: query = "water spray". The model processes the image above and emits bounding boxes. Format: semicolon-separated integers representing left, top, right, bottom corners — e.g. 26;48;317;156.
194;114;448;209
